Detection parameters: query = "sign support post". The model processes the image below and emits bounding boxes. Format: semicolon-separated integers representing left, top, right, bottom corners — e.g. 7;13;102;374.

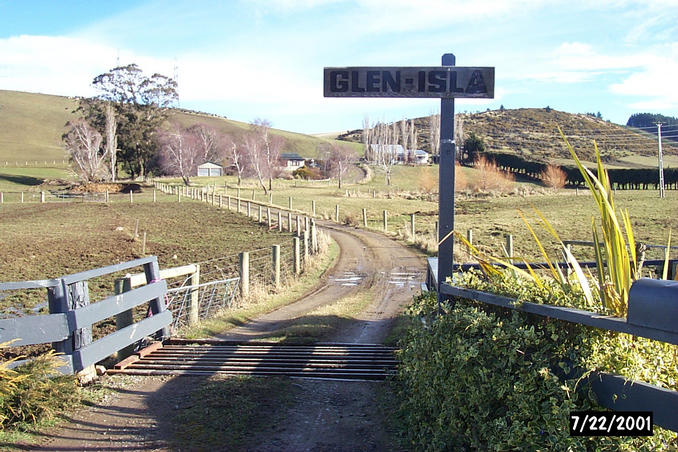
438;53;456;312
323;54;494;312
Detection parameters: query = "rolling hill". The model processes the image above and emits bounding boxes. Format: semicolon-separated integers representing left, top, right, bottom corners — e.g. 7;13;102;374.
339;108;678;168
0;90;359;165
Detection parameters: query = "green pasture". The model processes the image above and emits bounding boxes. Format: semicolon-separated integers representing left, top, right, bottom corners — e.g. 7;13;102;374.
162;163;678;264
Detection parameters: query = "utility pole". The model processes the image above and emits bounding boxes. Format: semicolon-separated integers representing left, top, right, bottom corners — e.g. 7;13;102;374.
657;123;665;198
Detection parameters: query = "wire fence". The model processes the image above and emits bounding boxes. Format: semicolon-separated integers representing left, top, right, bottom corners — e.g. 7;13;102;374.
166;277;240;332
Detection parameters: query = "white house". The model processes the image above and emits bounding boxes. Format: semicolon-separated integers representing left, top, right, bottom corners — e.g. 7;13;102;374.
369;144;429;165
197;162;223;177
279;153;306;171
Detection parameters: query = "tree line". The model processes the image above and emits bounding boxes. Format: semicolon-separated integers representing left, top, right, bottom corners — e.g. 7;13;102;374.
62;64;357;191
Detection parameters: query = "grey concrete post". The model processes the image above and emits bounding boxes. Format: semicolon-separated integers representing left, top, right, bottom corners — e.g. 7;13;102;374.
272;245;280;288
294;237;301;275
239;252;249;298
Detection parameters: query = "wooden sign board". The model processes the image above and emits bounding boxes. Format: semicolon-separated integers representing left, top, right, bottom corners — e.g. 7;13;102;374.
324;67;494;98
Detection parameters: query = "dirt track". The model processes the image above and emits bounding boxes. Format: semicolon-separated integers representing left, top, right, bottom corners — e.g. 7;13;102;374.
26;223;425;451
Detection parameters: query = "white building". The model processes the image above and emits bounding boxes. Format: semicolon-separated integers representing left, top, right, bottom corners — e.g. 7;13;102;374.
197;162;223;177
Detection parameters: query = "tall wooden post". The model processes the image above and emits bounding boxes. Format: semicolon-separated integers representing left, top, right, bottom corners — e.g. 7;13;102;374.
383;210;388;232
278;211;283;232
114;277;134;359
411;213;416;241
362;208;367;227
312;200;316;216
189;265;200;325
335;204;340;222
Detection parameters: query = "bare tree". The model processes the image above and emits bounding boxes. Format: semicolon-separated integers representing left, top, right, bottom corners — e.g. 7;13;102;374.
104;103;117;181
63;119;106;182
189;123;221;163
362;115;371;161
252;118;284;192
223;134;246;186
409;119;418;161
326;143;358;189
242;129;268;193
454;115;464;162
429;112;440;156
156;124;200;185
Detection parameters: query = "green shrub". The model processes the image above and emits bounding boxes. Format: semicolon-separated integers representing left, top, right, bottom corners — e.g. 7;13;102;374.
0;350;80;429
395;292;676;451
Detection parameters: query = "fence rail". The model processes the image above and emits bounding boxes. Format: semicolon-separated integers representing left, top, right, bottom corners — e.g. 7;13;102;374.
0;256;170;374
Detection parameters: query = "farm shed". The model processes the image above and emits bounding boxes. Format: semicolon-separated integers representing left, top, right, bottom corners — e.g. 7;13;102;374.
197;162;223;177
280;153;306;171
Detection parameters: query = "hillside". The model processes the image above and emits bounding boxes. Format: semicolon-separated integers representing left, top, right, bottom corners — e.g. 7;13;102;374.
339;108;678;168
0;90;356;165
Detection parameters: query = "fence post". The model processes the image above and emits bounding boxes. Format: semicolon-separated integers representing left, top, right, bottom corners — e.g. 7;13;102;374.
467;229;473;246
287;212;292;232
143;258;169;340
152;189;155;203
267;208;272;228
269;193;273;204
0;192;3;203
114;277;135;359
129;191;133;204
20;192;24;203
219;194;223;208
311;219;318;253
259;205;263;223
189;264;200;326
248;201;252;217
272;245;280;288
505;234;514;261
228;196;232;210
252;190;255;201
362;208;367;228
294;237;301;275
297;215;301;235
178;191;181;203
383;210;388;232
312;200;316;216
48;281;71;354
41;191;45;203
335;205;340;222
278;211;283;232
303;229;310;266
288;197;292;210
239;252;249;298
238;198;242;214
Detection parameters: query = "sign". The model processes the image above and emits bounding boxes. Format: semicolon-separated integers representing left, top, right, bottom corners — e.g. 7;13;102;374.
323;66;494;98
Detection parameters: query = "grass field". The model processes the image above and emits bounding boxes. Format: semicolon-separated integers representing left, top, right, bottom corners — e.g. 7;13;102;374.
0;90;362;167
163;164;678;265
0;192;298;314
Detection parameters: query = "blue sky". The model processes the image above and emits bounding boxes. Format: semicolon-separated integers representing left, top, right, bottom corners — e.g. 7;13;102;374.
1;0;676;133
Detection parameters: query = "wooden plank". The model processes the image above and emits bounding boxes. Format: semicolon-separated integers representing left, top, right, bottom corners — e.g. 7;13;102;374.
0;279;59;290
589;372;678;432
129;264;198;288
71;281;167;330
0;313;69;346
61;256;157;285
73;310;172;371
441;284;678;346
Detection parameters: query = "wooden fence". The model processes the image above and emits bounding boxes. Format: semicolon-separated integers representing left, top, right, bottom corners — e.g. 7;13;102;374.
426;257;678;432
0;256;170;374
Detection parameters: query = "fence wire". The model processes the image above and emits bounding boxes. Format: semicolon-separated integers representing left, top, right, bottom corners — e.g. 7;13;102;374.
165;277;240;332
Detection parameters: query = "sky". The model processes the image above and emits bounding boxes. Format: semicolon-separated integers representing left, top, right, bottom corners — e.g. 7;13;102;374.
1;0;677;134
